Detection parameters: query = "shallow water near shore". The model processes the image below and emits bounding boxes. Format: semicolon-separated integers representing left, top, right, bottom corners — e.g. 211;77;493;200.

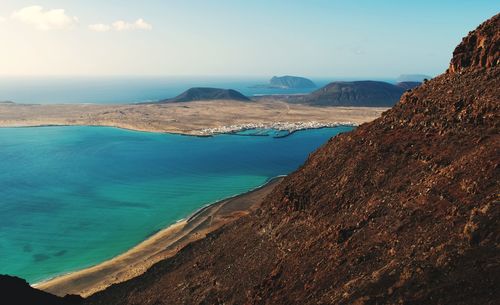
0;126;352;283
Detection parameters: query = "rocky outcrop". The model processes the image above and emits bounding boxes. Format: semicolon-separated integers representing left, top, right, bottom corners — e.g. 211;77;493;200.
82;14;499;305
449;13;499;73
160;87;250;103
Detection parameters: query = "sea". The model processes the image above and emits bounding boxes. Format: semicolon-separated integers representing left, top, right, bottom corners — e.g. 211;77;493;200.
0;76;395;104
0;125;353;283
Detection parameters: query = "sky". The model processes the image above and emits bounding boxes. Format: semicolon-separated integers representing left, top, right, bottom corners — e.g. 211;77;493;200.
0;0;497;77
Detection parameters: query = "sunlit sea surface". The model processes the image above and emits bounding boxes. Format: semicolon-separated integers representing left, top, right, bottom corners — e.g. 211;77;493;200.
0;76;394;104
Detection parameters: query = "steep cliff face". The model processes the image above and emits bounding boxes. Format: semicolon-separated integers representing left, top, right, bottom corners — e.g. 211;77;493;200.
449;13;499;73
85;14;499;305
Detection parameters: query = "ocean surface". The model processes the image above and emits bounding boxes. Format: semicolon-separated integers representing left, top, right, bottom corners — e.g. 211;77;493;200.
0;126;353;283
0;76;394;104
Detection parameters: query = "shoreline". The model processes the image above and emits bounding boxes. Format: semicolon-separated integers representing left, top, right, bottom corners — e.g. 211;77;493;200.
0;100;387;136
0;121;358;138
185;175;286;222
34;176;284;297
198;121;358;136
3;100;385;296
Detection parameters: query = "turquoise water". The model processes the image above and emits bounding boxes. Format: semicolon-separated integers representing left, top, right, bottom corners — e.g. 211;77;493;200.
0;126;352;283
232;128;291;137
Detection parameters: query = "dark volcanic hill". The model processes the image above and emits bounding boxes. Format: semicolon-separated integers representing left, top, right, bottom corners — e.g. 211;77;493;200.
294;80;420;107
82;14;499;305
269;75;317;88
160;87;250;103
4;14;499;305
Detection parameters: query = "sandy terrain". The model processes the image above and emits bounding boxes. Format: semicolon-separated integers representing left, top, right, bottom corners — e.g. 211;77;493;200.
34;178;283;298
0;100;387;135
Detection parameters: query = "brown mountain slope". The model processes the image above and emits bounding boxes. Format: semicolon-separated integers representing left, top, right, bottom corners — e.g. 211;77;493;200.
84;14;500;305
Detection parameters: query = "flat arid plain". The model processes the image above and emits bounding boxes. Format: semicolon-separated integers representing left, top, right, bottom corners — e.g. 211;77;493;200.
0;100;387;135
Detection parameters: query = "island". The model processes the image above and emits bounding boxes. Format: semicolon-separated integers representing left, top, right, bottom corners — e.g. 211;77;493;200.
159;87;250;103
289;80;421;107
396;74;432;82
269;75;316;88
252;75;316;89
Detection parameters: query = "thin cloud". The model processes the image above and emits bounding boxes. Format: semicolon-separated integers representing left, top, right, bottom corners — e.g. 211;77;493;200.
113;18;152;31
89;18;152;32
11;5;78;31
88;23;111;32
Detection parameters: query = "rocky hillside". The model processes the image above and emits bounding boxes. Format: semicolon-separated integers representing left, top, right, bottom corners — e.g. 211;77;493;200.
293;80;420;107
160;87;250;103
83;14;499;305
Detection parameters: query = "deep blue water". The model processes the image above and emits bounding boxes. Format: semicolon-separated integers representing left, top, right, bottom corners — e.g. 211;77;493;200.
0;76;395;104
0;126;353;283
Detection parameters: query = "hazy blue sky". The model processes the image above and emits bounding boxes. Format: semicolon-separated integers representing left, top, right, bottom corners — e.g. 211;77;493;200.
0;1;497;77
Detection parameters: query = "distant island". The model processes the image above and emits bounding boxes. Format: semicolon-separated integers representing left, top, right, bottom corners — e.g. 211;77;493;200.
290;80;421;107
396;74;432;82
160;87;250;103
396;81;422;90
159;78;422;107
269;75;316;88
252;75;316;89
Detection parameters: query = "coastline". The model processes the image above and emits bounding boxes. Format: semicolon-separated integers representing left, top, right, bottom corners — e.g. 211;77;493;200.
34;176;284;298
6;100;385;296
0;121;357;138
0;100;388;136
198;121;358;136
